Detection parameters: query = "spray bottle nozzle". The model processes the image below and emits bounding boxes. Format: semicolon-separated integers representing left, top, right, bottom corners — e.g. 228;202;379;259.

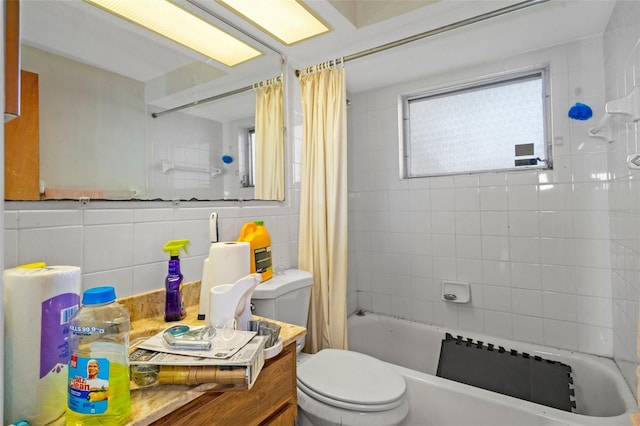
163;239;190;257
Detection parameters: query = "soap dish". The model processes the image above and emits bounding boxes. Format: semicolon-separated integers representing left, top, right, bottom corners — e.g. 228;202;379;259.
264;337;283;359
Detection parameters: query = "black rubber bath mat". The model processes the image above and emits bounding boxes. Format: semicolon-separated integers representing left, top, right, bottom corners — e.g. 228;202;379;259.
436;333;576;412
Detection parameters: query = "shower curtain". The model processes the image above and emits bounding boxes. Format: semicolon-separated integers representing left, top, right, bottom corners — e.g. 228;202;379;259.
254;78;284;201
298;61;348;351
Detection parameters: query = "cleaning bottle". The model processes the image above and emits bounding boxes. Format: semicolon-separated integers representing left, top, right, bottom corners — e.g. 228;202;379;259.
237;221;273;282
163;239;190;322
66;286;131;426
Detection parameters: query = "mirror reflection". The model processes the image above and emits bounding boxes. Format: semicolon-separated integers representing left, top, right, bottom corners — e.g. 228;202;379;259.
6;0;284;202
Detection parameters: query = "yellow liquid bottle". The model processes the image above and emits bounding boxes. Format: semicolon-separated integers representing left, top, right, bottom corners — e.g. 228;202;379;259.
66;286;131;425
238;220;273;282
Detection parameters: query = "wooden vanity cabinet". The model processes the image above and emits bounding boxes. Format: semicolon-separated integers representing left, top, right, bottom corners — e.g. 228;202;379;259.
151;342;297;425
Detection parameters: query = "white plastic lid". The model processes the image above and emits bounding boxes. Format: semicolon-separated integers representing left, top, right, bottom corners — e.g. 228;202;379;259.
251;269;313;299
297;349;406;409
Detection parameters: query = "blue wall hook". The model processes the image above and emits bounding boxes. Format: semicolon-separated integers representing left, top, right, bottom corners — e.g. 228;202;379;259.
568;102;593;121
222;155;233;164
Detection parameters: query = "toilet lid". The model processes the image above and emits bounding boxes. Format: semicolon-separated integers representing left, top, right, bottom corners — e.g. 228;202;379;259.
297;349;406;411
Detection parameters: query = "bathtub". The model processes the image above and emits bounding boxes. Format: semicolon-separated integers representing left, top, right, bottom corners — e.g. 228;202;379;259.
347;312;638;426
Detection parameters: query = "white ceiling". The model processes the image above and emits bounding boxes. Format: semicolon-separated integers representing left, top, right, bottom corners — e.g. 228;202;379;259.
20;0;616;108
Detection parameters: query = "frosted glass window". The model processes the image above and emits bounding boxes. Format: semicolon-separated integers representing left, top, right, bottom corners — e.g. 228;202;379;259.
402;70;550;177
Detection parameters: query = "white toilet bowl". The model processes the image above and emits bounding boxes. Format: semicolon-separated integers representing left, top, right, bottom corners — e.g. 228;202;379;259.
295;349;409;426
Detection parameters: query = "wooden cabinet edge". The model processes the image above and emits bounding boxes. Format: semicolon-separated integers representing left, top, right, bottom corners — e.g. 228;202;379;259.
5;0;20;122
149;342;298;426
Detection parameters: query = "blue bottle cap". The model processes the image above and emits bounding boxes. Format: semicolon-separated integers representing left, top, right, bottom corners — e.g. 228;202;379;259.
82;286;116;305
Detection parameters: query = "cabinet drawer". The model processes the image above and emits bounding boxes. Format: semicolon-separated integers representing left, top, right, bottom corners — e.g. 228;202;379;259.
151;342;297;426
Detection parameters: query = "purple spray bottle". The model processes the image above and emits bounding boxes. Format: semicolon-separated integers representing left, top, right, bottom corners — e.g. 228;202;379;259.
162;239;190;321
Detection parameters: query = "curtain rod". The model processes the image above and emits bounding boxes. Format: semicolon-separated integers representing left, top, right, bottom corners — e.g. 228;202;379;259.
151;75;282;118
295;0;549;76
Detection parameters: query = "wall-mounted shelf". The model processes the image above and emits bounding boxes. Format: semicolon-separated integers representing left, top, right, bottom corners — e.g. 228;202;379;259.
161;160;222;178
589;86;640;144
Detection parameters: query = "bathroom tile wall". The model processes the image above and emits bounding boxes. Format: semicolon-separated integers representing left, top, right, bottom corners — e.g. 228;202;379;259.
603;0;640;400
3;67;304;299
347;36;616;357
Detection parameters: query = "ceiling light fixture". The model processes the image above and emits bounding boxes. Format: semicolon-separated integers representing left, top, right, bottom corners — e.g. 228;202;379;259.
216;0;330;46
83;0;262;67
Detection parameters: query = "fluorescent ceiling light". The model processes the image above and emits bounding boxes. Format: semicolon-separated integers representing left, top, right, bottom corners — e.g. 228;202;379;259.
217;0;331;46
84;0;262;67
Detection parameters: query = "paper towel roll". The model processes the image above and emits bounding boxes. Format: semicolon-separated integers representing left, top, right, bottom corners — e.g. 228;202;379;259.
198;242;250;322
3;265;82;426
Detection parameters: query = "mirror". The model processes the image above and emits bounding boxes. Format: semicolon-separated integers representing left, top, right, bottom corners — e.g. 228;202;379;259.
7;0;283;201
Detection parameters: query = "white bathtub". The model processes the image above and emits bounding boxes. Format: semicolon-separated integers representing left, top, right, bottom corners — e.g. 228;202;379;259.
348;312;638;426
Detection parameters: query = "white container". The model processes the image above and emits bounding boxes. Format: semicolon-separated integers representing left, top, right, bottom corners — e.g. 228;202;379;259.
3;264;81;426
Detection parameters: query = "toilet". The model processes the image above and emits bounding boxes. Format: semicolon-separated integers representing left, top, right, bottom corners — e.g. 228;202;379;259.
251;269;409;426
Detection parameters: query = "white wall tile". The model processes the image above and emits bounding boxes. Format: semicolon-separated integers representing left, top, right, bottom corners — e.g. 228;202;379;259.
84;209;134;225
480;211;509;236
484;310;512;339
4;230;17;268
433;300;458;328
456;235;482;259
539;211;574;238
456;259;482;284
134;208;174;222
458;306;484;333
454;187;480;211
508;211;539;237
573;238;611;268
544;319;578;350
573;182;610;210
455;211;481;235
84;224;134;273
481;236;510;261
507;185;538;211
133;222;175;265
18;210;82;228
543;291;577;321
482;260;511;286
512;288;543;317
433;234;456;258
541;264;576;294
480;186;508;211
539;183;574;210
19;227;83;267
4;211;18;229
540;238;575;266
509;237;541;263
575;267;611;297
431;188;455;211
578;324;612;357
577;295;612;327
511;262;542;290
83;268;134;297
431;212;455;234
408;189;431;211
432;257;457;281
512;314;544;345
483;285;512;312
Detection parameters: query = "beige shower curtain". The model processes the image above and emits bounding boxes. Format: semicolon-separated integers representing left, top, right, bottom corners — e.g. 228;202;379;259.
254;79;284;201
298;62;348;352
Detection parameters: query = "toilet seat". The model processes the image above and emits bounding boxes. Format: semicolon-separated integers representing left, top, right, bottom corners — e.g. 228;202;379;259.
297;349;406;412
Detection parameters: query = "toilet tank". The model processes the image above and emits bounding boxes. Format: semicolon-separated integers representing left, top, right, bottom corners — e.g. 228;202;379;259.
251;269;313;328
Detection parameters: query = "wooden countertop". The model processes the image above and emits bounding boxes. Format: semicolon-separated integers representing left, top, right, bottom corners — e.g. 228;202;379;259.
48;281;306;426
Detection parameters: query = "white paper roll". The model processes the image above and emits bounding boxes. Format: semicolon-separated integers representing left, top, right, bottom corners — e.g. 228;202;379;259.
3;265;82;426
198;242;250;322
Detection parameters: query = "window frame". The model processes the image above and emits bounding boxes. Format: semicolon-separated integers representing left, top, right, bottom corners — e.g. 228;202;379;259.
242;127;256;188
400;67;552;179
